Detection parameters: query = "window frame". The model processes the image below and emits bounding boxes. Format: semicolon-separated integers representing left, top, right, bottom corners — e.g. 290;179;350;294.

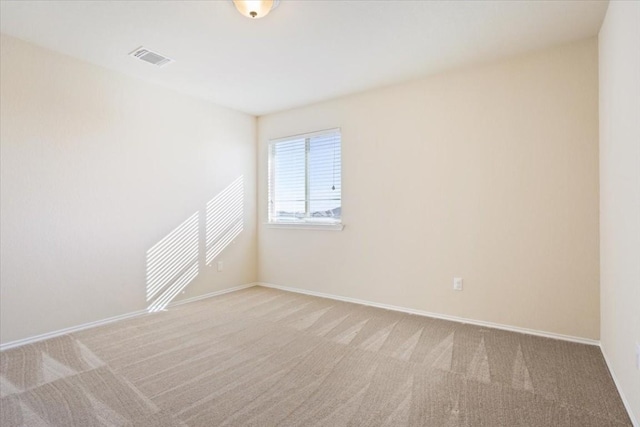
267;128;343;230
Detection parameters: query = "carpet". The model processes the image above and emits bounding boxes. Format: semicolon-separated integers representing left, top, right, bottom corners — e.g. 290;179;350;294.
0;286;632;426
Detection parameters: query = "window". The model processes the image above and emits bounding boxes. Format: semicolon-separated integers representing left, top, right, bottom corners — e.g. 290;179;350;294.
268;129;342;226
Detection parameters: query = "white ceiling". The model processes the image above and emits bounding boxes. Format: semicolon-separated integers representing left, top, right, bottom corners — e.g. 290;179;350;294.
0;0;608;116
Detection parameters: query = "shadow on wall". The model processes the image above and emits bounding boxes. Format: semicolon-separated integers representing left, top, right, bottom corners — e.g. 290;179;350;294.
145;176;244;312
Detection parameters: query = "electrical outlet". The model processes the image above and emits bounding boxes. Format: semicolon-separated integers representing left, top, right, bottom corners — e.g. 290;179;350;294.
217;261;224;272
453;277;463;291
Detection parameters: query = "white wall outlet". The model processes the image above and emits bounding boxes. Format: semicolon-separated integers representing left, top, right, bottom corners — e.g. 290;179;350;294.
217;261;224;272
453;277;463;291
636;342;640;370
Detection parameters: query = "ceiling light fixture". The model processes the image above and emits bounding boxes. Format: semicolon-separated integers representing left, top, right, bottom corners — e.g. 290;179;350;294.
232;0;280;19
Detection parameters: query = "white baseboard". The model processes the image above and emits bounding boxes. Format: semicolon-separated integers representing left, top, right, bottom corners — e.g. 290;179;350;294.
257;282;600;346
0;308;151;352
2;280;599;349
0;282;258;352
166;282;256;308
600;346;639;427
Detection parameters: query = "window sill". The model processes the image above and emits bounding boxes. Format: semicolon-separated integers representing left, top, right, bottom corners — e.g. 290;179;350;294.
265;222;345;231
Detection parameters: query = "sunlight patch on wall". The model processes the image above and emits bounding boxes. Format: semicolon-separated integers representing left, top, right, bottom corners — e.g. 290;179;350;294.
146;212;199;312
144;176;244;312
206;176;244;265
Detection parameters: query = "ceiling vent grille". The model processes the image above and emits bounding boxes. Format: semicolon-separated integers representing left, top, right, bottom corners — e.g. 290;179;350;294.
129;47;174;67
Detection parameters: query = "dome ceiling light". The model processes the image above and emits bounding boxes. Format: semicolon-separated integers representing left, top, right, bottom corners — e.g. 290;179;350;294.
232;0;280;19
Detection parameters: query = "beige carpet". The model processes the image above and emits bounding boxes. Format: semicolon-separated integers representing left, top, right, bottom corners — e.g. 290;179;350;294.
0;286;632;426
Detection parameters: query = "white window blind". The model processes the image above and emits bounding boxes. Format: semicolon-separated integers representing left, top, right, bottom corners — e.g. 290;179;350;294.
269;129;341;224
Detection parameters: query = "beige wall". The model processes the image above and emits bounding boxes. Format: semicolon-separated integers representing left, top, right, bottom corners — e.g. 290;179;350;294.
1;33;604;348
0;35;257;345
258;39;600;340
599;1;640;422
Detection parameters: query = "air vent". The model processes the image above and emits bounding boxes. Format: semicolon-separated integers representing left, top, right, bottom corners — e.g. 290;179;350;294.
129;47;174;67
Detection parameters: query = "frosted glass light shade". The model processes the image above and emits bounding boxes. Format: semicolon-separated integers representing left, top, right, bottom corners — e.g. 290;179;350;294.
232;0;279;19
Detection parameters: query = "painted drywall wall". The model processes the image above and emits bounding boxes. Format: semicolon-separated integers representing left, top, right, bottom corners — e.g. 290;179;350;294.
0;34;257;345
599;1;640;421
258;39;600;340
